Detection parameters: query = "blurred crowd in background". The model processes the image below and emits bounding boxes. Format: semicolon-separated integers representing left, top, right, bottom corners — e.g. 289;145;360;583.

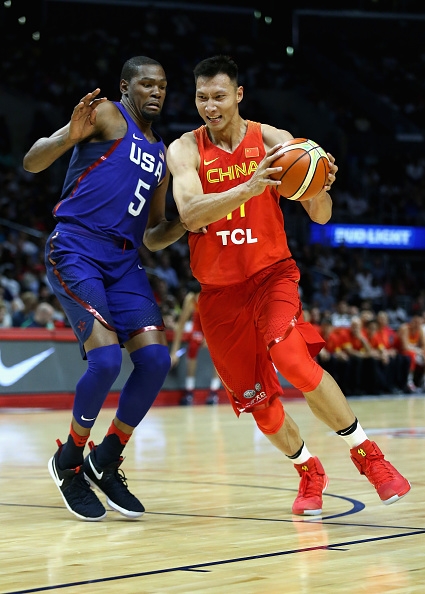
1;1;425;395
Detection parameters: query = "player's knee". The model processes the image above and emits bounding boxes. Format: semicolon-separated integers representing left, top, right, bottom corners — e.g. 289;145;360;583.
87;344;122;383
252;397;285;435
270;328;323;392
131;343;171;381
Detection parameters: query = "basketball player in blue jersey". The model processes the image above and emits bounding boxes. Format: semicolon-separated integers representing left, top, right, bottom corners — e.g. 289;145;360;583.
23;56;187;521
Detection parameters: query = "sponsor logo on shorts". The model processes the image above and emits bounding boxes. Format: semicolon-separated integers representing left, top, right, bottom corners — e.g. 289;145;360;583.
243;389;256;399
242;387;268;407
247;392;267;406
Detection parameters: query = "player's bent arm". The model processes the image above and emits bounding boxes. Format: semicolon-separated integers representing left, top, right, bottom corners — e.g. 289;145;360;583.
167;134;284;231
301;190;333;224
143;169;187;251
300;152;338;224
23;89;108;173
23;124;77;173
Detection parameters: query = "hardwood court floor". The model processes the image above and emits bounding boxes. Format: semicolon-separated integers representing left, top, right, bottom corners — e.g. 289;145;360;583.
0;395;424;594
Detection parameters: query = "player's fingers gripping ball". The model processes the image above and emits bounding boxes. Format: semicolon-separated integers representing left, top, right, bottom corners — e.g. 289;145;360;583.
270;138;330;201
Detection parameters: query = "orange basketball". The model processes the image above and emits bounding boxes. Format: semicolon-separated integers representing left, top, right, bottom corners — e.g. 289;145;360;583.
270;138;330;201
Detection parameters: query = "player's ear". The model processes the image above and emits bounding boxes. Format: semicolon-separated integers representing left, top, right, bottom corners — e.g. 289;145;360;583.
120;79;129;95
237;85;244;104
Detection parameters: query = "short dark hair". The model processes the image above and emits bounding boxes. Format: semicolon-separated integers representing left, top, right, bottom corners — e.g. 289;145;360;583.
193;55;238;84
120;56;163;81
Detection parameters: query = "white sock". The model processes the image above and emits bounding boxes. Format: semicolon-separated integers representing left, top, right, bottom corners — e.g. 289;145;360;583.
185;376;195;391
210;377;221;391
338;423;368;449
290;443;313;465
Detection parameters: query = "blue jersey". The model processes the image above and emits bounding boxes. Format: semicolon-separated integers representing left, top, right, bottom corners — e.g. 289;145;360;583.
53;101;166;248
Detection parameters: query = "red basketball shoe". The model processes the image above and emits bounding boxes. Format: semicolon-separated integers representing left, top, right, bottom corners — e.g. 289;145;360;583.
292;456;329;516
350;439;411;504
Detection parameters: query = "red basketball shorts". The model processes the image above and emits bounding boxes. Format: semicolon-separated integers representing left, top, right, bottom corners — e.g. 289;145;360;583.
198;259;324;415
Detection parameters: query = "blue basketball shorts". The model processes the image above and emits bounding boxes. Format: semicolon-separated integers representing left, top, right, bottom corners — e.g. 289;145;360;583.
45;224;164;356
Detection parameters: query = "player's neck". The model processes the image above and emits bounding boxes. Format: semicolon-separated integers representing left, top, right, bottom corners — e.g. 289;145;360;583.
120;98;156;141
207;117;247;153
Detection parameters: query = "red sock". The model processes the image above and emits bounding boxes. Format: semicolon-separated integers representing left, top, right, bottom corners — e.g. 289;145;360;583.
70;424;89;448
106;421;132;445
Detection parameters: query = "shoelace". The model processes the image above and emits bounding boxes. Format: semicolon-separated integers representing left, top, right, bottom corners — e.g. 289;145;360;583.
115;468;129;488
298;470;323;498
363;454;395;488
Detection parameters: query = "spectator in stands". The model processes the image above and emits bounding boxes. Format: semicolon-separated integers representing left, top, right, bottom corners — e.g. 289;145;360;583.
311;278;336;313
316;317;350;394
354;262;384;306
373;310;410;394
0;264;21;303
331;299;353;328
153;250;180;293
151;276;179;330
0;299;12;328
11;290;39;327
22;301;55;330
385;295;409;327
341;315;383;395
398;315;425;393
363;318;398;395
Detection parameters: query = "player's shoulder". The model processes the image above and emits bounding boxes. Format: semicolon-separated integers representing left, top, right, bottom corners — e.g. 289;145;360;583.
260;123;293;149
168;131;198;160
90;100;127;140
170;130;197;148
95;99;121;118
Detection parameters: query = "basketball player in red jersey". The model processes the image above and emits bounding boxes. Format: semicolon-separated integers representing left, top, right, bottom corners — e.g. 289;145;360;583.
167;55;410;515
169;287;222;405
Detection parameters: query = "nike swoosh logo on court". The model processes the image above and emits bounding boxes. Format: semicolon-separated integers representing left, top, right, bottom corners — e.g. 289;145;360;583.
0;347;55;386
89;456;103;480
204;158;219;166
133;133;144;141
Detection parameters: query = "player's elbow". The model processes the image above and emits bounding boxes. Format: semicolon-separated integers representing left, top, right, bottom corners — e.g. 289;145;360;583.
22;155;38;173
177;210;198;233
311;212;332;225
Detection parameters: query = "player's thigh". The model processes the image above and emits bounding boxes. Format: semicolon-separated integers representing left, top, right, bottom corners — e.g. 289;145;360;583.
46;256;114;348
198;288;280;405
256;266;301;346
107;266;165;345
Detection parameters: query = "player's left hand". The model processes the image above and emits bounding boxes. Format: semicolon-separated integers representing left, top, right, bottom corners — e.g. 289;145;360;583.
324;153;338;191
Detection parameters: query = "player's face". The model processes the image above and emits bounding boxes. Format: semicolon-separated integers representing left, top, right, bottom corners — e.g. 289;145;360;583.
127;65;167;122
195;74;242;130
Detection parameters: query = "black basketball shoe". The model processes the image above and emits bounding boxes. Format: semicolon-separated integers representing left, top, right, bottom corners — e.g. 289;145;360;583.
48;440;107;521
82;442;145;518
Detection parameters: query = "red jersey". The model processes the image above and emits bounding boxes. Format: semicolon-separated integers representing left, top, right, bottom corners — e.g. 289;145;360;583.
342;329;366;352
189;121;292;286
325;328;347;354
371;327;398;350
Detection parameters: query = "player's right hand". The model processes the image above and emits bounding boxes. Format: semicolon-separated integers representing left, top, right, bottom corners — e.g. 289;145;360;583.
68;88;107;142
245;144;285;196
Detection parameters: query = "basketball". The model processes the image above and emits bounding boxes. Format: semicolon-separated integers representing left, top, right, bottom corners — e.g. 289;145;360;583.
270;138;331;201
